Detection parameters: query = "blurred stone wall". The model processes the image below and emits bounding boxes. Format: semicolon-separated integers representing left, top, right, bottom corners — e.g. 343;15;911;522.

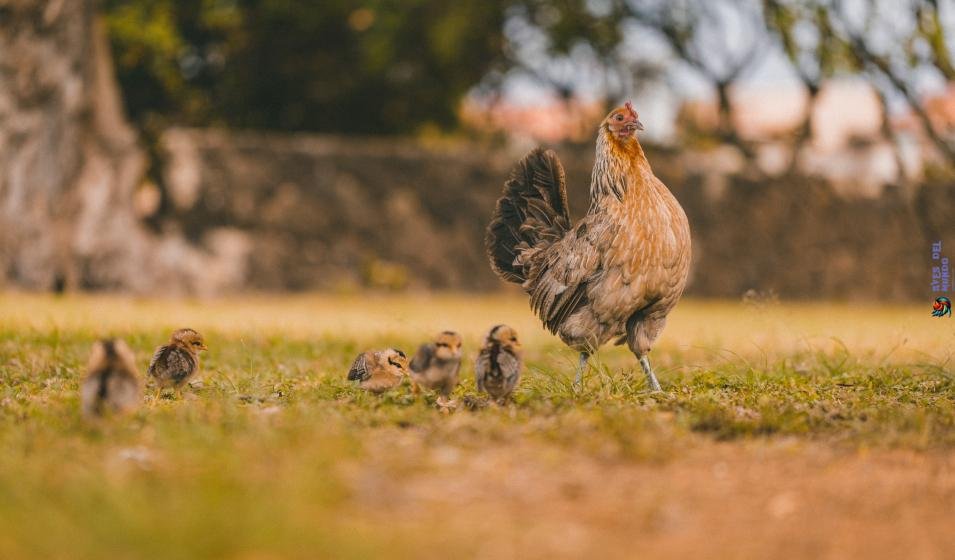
158;128;952;300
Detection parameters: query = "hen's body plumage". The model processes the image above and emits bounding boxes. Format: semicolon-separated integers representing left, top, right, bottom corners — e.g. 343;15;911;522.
486;104;690;389
81;339;142;418
410;331;462;398
348;348;409;393
148;328;206;393
475;325;523;403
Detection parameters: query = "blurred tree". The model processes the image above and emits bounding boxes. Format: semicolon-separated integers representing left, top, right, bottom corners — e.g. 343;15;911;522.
512;0;768;155
510;0;955;170
765;0;955;168
0;0;157;291
762;0;861;169
103;0;510;134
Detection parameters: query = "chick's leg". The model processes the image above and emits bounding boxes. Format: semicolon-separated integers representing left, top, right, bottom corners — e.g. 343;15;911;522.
574;352;590;387
639;355;662;392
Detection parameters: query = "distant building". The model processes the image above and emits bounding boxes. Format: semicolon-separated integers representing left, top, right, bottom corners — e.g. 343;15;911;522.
460;96;605;145
462;79;954;194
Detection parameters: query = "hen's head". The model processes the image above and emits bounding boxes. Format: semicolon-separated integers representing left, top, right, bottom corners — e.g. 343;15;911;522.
171;328;207;352
380;348;409;375
486;324;521;353
433;330;463;360
603;101;644;140
88;339;137;374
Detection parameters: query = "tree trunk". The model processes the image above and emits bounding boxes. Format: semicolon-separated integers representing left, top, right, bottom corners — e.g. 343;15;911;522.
0;0;149;291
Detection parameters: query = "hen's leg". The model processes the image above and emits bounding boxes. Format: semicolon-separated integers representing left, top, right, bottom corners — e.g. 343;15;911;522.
574;352;590;387
639;355;662;392
626;312;664;392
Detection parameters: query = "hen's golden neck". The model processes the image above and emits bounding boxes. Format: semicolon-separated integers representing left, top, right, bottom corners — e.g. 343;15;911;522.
590;127;650;203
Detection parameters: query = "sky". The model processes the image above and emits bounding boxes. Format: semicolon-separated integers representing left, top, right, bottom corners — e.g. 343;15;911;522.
490;0;955;143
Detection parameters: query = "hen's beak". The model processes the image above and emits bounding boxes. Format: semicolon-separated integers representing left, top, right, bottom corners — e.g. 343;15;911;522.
620;119;643;135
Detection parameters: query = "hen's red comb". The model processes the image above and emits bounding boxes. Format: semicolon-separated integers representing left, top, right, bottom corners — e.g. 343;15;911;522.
624;101;637;117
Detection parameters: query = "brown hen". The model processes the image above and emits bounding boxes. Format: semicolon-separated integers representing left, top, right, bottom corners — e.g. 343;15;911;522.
81;339;142;419
486;102;691;391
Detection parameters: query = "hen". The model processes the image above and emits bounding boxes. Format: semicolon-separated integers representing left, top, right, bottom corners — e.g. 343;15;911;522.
81;339;142;418
486;103;691;391
348;348;409;393
410;331;463;407
474;324;523;403
148;328;207;397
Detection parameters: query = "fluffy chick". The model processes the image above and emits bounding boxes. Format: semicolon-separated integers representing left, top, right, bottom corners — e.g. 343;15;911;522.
148;328;207;396
410;331;463;408
348;348;409;393
81;339;142;418
475;325;523;403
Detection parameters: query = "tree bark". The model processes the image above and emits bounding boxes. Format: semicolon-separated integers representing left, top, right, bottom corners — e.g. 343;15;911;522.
0;0;148;291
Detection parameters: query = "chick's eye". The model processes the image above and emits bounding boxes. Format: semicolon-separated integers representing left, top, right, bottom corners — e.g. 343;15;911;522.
192;341;201;346
510;337;517;342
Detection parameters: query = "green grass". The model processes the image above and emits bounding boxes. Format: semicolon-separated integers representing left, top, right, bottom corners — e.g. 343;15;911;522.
0;293;953;558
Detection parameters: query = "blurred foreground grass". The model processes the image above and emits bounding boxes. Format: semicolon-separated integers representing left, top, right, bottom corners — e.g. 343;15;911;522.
0;292;953;558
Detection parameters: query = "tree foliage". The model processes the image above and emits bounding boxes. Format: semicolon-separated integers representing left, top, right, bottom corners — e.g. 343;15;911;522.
104;0;955;166
104;0;510;134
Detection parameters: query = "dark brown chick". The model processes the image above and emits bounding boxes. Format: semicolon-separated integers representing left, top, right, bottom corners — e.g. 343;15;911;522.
148;328;207;396
347;348;409;393
410;331;463;408
81;339;142;418
474;325;523;404
486;102;690;391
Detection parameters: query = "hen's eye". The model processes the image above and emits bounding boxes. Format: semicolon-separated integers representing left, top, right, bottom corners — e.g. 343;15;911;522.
192;341;201;346
615;115;624;121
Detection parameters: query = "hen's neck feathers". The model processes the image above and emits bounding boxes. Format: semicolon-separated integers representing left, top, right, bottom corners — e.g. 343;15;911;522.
590;127;651;205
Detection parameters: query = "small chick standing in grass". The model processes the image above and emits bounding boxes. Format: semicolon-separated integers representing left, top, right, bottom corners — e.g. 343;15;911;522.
410;331;463;410
81;339;142;418
475;325;523;404
148;328;207;398
348;348;409;393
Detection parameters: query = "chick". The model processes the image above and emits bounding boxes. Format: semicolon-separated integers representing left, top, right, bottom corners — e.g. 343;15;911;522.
81;339;142;418
347;348;409;393
410;331;463;409
148;328;207;397
475;325;523;403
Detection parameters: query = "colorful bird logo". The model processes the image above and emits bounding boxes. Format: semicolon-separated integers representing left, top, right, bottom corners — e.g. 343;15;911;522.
932;296;952;317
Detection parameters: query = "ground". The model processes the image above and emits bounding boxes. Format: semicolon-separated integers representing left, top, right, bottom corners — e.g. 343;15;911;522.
0;292;953;559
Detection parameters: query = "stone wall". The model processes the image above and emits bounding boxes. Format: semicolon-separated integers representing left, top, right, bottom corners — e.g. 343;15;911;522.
158;128;953;300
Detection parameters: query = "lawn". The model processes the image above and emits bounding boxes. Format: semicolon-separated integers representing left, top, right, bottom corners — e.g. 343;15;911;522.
0;292;953;559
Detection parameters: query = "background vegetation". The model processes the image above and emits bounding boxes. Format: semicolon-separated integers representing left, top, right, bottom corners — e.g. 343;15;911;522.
104;0;955;164
103;0;510;135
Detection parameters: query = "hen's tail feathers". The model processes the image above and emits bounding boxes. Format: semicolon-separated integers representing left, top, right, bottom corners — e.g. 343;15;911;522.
485;148;571;284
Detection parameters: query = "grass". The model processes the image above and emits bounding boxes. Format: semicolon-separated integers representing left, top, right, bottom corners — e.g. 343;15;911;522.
0;292;953;558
